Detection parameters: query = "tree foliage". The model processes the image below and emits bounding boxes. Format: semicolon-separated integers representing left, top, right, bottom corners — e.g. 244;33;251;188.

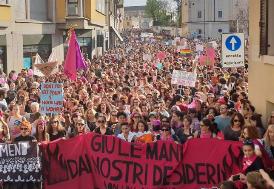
174;0;182;26
145;0;172;26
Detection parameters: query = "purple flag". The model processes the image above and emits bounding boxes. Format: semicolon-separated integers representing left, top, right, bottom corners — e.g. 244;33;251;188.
75;39;87;70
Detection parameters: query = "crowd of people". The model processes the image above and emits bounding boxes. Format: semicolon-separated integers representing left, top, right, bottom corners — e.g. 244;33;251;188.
0;30;273;189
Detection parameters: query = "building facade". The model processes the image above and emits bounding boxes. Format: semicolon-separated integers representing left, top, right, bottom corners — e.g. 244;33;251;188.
123;6;153;30
0;0;123;73
248;0;274;123
181;0;248;39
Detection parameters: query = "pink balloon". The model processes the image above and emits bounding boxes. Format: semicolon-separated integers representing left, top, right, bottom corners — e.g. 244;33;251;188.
28;69;33;76
12;74;17;81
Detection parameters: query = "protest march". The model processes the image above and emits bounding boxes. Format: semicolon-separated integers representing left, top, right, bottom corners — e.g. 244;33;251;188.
0;28;273;189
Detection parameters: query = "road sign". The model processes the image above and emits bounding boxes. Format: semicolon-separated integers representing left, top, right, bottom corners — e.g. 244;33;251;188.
222;33;244;67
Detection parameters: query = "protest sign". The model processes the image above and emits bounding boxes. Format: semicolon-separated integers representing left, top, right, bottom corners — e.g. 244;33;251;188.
156;51;166;60
143;54;152;61
40;82;64;114
0;142;42;182
195;44;204;52
42;133;242;189
171;70;197;87
199;47;216;66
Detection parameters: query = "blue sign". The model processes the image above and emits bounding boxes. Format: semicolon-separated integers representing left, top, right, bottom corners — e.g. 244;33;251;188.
225;35;241;51
23;57;32;69
40;83;63;114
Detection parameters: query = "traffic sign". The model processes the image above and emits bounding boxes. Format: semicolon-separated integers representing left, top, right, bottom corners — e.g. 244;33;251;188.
222;33;244;67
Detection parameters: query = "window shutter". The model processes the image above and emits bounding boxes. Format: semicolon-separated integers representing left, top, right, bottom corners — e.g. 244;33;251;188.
259;0;268;55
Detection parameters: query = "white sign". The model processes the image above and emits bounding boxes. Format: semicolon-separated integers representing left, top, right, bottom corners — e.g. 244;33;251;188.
222;33;244;67
171;70;197;87
141;32;154;38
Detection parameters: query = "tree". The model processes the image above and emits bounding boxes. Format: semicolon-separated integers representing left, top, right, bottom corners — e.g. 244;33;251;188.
145;0;171;26
174;0;182;27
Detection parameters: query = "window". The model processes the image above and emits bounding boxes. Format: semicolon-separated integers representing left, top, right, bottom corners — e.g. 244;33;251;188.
29;0;48;21
218;29;223;33
218;11;223;18
68;0;79;16
198;29;202;34
0;0;8;4
97;35;104;47
198;11;202;18
96;0;105;14
259;0;270;55
267;0;274;55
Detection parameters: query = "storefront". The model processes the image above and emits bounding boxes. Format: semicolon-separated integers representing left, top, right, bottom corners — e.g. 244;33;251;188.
23;34;52;69
63;30;92;60
0;35;6;73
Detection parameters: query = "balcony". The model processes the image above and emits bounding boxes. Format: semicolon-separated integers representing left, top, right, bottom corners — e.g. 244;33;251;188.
0;4;11;27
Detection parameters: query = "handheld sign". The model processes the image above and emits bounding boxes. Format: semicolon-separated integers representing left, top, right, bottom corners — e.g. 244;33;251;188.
222;33;244;67
40;82;64;114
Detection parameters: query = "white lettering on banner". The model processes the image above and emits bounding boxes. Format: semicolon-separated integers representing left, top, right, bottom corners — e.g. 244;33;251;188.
0;143;28;157
171;70;197;87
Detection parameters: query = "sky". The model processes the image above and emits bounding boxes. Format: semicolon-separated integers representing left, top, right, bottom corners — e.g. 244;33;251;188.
124;0;147;7
124;0;176;11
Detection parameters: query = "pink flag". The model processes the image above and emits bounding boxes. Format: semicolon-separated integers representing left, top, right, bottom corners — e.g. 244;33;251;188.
199;47;216;66
64;31;77;80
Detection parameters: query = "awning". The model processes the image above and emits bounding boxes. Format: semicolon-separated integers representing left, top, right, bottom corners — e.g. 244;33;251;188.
111;26;123;42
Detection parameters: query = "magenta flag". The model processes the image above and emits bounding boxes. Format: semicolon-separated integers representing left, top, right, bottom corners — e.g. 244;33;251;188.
64;30;87;80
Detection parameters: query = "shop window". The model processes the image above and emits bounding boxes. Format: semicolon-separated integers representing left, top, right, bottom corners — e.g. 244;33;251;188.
23;44;51;69
97;35;104;47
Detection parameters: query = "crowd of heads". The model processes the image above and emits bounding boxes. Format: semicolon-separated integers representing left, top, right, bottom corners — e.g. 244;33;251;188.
0;30;273;188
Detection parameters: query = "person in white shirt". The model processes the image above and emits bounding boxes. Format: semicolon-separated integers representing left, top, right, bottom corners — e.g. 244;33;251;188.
117;122;135;142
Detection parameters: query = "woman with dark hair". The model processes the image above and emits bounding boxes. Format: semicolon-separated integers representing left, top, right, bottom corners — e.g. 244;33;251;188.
94;115;113;135
171;110;184;133
35;120;49;142
197;118;216;139
48;116;66;141
176;115;197;143
117;122;135;142
242;140;264;174
223;113;244;141
129;112;142;132
135;120;149;137
96;102;111;121
250;113;266;138
229;140;265;189
159;124;177;142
